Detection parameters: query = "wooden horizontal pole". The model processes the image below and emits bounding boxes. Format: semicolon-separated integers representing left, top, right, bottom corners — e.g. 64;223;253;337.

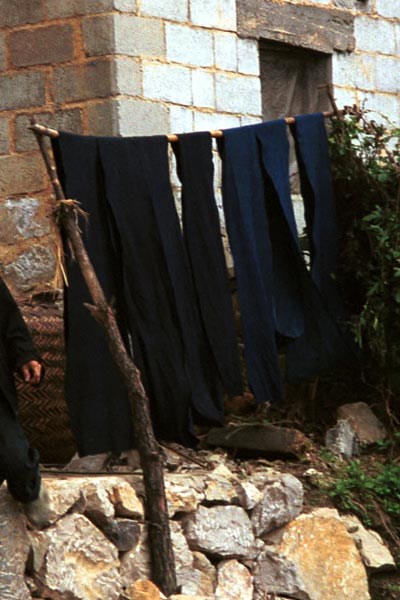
28;110;335;142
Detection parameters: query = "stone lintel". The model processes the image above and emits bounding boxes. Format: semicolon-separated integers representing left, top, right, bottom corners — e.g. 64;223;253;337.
237;0;355;54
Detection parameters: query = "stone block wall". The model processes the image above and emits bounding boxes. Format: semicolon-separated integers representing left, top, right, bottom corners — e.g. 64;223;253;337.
0;0;399;294
330;0;399;122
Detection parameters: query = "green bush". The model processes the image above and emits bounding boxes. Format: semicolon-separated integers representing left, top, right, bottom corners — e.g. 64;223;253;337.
329;107;400;393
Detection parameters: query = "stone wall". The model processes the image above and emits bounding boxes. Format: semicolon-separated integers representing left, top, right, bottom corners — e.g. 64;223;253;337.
1;0;399;294
1;462;395;600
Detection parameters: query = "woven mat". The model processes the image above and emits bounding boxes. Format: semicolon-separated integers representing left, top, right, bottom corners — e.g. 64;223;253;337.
16;302;76;464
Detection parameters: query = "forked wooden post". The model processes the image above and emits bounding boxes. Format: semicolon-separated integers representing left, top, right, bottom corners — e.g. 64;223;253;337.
29;117;177;596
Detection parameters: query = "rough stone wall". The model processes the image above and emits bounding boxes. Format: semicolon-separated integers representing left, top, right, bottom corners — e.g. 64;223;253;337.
1;0;399;295
1;466;388;600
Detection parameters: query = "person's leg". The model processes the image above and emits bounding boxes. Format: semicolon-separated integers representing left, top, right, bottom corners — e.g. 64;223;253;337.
0;398;50;528
0;400;41;503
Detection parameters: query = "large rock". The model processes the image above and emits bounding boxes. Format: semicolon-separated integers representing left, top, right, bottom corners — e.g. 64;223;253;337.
110;479;144;519
337;402;386;444
45;477;144;525
0;488;31;600
341;514;396;572
178;552;216;597
164;475;205;518
120;522;198;591
325;419;358;459
251;473;304;537
120;525;151;588
169;596;214;600
4;244;55;291
236;481;263;510
182;505;258;559
0;197;50;243
171;521;195;579
99;518;141;552
35;513;122;600
44;478;84;523
204;465;240;505
125;579;166;600
215;559;253;600
254;508;370;600
205;424;308;456
83;478;115;523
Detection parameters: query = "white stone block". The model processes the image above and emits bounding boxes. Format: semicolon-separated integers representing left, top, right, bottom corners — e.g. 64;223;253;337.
355;16;396;55
114;14;164;57
214;32;237;71
166;23;213;67
332;86;357;109
375;55;400;93
397;23;400;56
237;38;260;75
358;91;400;126
116;98;169;135
113;57;141;95
194;110;240;131
143;62;192;104
113;0;137;12
375;0;400;19
190;0;236;31
170;105;194;133
192;70;215;108
240;115;263;126
141;0;188;22
216;73;261;115
332;52;376;90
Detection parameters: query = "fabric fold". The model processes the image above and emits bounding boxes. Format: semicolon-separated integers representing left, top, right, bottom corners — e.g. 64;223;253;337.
98;135;223;445
256;120;305;340
52;132;134;456
172;131;242;397
290;112;343;318
218;125;283;404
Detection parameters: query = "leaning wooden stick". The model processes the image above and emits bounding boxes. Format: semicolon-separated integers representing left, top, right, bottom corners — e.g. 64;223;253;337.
30;116;177;596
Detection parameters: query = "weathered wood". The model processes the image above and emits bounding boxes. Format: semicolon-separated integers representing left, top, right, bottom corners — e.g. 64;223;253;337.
30;117;177;596
237;0;355;54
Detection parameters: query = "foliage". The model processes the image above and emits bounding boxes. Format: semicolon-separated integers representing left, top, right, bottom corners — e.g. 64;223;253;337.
328;458;400;532
329;106;400;393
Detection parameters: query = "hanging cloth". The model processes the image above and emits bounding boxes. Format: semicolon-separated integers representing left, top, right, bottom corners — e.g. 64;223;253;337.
218;125;283;404
290;112;343;318
256;120;305;340
98;135;224;445
52;133;134;456
172;131;242;397
255;119;353;382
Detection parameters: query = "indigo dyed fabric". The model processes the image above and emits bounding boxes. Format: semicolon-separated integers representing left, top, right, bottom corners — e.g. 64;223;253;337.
219;120;352;398
290;112;343;317
218;125;283;404
98;135;224;445
256;119;352;382
172;131;242;397
52;133;134;456
256;120;304;340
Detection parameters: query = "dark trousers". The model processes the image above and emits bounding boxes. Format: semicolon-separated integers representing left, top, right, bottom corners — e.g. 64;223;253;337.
0;397;40;503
